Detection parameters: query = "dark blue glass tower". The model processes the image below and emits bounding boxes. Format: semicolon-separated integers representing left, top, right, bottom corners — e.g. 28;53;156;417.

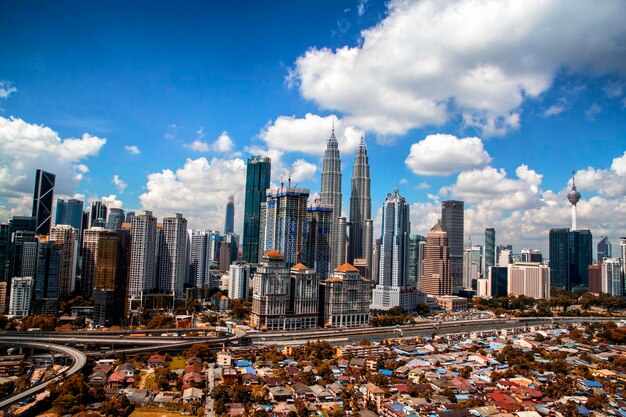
242;156;271;263
55;198;84;229
32;169;55;235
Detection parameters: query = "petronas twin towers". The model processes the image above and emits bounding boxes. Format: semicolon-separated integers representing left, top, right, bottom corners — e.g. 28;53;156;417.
320;128;372;277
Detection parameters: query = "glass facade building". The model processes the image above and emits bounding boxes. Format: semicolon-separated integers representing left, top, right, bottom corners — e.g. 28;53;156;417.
242;156;271;263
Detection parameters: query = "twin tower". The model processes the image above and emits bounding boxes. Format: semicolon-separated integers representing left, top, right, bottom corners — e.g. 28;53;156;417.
320;129;373;276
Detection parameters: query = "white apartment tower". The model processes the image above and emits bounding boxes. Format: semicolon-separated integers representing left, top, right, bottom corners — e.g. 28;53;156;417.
160;214;188;298
602;258;623;296
49;224;78;297
9;276;33;317
129;211;157;308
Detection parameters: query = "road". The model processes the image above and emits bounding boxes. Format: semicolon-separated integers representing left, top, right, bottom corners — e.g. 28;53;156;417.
0;338;86;412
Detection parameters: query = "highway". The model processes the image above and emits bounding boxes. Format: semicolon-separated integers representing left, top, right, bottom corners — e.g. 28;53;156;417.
0;338;86;412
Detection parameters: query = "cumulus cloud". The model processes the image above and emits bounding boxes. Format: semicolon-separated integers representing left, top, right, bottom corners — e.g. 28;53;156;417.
259;113;363;156
125;145;141;155
185;131;234;153
575;151;626;197
112;175;127;194
101;194;124;209
0;116;106;198
212;132;234;153
292;0;626;136
0;81;17;99
139;156;247;231
405;134;492;176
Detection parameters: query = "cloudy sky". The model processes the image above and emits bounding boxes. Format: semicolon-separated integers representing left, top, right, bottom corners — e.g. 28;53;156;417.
1;0;625;254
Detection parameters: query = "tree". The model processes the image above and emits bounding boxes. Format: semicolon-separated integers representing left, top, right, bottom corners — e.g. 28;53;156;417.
230;299;251;320
294;398;308;417
146;314;176;329
100;395;135;417
49;374;91;415
185;343;212;361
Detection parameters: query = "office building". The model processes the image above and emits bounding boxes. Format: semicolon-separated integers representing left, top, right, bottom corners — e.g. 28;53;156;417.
621;237;626;277
224;232;239;265
521;249;543;263
463;244;482;289
32;169;55;235
348;136;372;272
588;263;602;294
258;185;309;267
371;188;417;310
549;228;570;289
189;230;210;287
0;282;6;314
251;250;291;331
408;234;426;290
107;208;125;231
82;228;116;297
129;211;157;309
7;231;38;286
498;249;513;267
242;155;271;263
597;236;612;262
8;276;33;317
288;263;319;329
507;262;550;299
441;200;464;291
125;211;135;223
488;266;508;298
159;214;188;298
224;195;235;234
0;224;8;281
320;263;370;328
320;128;343;272
602;258;623;296
484;228;495;273
33;238;61;315
570;229;592;289
49;225;78;298
55;198;83;230
420;222;452;296
304;200;333;280
90;201;108;228
228;261;253;300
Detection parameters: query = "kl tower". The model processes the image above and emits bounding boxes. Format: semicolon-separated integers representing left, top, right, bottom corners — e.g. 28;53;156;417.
567;169;581;231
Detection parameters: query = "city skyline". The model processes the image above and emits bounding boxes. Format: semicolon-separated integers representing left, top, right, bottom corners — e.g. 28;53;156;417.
1;1;625;253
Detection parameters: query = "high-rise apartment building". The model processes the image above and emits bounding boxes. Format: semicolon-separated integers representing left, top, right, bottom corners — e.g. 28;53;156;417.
371;188;417;311
228;261;253;300
251;250;290;331
441;200;464;291
189;229;210;287
224;195;235;234
621;237;626;277
258;186;309;267
320;129;342;272
420;222;452;296
49;224;78;298
507;262;550;299
304;200;333;280
243;156;271;263
55;198;83;230
348;137;372;271
93;229;130;326
463;244;482;289
159;213;188;298
8;276;33;317
32;169;55;236
107;208;125;231
8;231;38;283
82;228;117;297
129;211;157;309
601;258;623;296
484;228;495;273
597;236;612;262
319;263;371;328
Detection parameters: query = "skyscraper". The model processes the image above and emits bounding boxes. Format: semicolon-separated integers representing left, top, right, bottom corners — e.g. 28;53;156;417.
601;258;623;296
441;200;464;291
420;222;452;296
570;229;592;289
160;214;188;298
507;262;550;299
597;236;612;261
567;169;581;230
228;261;253;300
55;198;83;230
258;185;309;267
107;208;125;231
90;201;108;228
463;244;482;288
549;228;570;289
243;155;271;263
8;276;33;317
348;137;372;270
224;195;235;234
128;210;157;309
320;128;342;271
32;169;55;235
0;224;9;281
621;237;626;277
251;250;290;331
408;234;426;290
484;228;495;275
304;200;333;280
49;224;78;298
371;187;416;311
189;230;210;287
33;237;61;315
82;228;118;297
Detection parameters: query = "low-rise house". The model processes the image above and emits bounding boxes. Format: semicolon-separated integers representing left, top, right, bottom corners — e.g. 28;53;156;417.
148;354;166;368
363;383;385;412
115;363;136;378
182;387;203;403
310;384;334;401
269;386;292;402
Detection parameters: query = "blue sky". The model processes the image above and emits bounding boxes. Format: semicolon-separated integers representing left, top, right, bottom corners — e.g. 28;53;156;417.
1;0;625;253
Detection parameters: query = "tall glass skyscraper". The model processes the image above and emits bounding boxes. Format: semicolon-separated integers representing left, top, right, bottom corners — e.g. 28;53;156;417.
549;227;592;290
32;169;55;235
242;156;271;263
597;236;612;261
408;234;426;290
55;198;84;230
484;228;495;275
348;137;372;267
224;195;235;234
107;208;125;231
549;228;570;289
441;200;464;291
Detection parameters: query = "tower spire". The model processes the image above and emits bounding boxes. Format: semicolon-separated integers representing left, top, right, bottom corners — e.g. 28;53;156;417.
567;167;581;231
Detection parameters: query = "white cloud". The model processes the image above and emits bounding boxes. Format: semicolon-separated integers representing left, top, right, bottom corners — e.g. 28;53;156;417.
543;98;570;117
0;81;17;99
101;194;124;209
290;159;317;183
0;116;106;198
585;103;602;120
292;0;626;136
405;134;492;176
139;156;247;231
357;0;367;16
112;175;127;194
575;151;626;197
185;131;234;153
125;145;141;155
259;113;363;156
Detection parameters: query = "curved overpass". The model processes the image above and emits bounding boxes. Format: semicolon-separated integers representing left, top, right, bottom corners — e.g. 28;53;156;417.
0;337;86;412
